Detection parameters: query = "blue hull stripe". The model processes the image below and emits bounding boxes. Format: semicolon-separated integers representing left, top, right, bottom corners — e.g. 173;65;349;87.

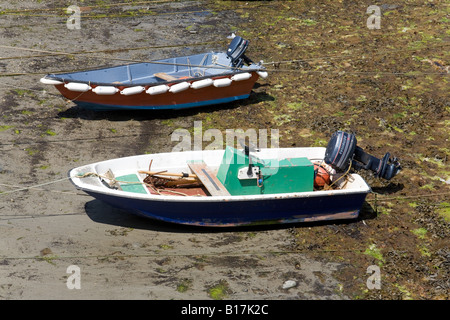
75;95;250;111
86;191;367;227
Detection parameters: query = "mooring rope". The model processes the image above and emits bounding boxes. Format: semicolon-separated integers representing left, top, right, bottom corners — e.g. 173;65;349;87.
0;44;251;74
0;177;71;195
1;171;448;205
1;38;447;77
0;41;222;61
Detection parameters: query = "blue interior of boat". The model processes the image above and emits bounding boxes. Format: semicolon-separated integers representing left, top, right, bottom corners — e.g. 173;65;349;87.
51;52;245;85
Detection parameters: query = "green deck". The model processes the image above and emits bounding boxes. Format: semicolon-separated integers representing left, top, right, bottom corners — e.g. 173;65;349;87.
116;174;147;194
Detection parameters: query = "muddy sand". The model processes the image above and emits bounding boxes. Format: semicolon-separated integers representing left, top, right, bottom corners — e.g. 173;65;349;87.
0;1;448;301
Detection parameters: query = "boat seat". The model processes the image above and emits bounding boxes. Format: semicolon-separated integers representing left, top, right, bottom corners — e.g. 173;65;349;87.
187;161;230;196
154;72;177;81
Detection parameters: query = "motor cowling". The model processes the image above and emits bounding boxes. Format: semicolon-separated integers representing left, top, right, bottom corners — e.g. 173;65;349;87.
324;131;401;180
226;36;253;67
324;131;357;171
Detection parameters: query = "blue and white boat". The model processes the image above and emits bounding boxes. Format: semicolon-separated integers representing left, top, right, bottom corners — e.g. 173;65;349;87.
68;143;375;227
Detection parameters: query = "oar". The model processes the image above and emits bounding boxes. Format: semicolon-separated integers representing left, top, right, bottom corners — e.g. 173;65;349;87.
138;170;198;179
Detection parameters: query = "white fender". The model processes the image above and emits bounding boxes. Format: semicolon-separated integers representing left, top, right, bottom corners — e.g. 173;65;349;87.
92;86;118;95
190;78;213;89
64;82;91;92
213;78;232;87
146;85;169;95
257;71;268;79
40;77;63;85
120;86;145;95
169;81;190;93
231;72;252;81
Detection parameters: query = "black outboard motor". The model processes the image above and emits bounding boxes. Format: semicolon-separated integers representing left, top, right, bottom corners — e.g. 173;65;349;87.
324;131;401;180
227;36;253;67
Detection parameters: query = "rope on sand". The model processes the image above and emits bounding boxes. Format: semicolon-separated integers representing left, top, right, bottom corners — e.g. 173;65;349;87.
0;177;71;195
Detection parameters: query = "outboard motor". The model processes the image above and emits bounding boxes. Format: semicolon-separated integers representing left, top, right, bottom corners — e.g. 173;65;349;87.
324;131;401;180
227;36;253;67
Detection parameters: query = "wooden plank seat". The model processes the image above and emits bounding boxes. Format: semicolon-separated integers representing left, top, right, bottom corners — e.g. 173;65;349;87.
154;72;178;81
187;161;231;196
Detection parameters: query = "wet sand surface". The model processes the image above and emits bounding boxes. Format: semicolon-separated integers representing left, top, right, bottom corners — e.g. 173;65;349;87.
1;1;448;300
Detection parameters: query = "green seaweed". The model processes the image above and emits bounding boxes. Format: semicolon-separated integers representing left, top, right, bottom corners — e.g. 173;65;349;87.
363;244;385;265
207;280;230;300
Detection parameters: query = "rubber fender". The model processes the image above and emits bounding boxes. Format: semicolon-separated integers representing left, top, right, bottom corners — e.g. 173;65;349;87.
146;85;169;95
213;78;232;87
191;78;213;89
120;86;145;95
92;86;118;95
64;82;91;92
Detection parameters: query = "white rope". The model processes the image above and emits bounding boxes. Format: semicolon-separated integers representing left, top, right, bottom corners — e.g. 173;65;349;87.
0;44;250;74
0;177;71;195
0;182;83;196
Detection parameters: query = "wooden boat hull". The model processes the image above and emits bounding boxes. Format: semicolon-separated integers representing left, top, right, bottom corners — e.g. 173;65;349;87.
69;148;371;227
53;74;258;111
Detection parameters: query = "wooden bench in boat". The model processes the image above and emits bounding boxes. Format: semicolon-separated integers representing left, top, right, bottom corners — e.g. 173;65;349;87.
154;72;177;81
187;161;231;196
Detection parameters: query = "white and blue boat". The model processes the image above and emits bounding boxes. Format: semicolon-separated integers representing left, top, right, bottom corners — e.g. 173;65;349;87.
69;131;402;227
